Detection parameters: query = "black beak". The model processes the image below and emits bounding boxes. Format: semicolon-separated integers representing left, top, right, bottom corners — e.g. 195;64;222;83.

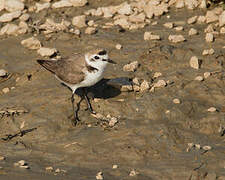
106;59;117;64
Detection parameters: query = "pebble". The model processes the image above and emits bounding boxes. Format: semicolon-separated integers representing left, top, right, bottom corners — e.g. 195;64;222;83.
175;26;184;31
168;35;185;43
187;16;198;24
2;87;10;94
207;107;217;112
144;32;160;40
189;56;200;69
154;79;167;88
69;0;87;7
202;145;212;151
132;77;140;85
121;85;133;92
195;144;201;149
5;0;24;12
36;2;50;12
0;23;21;36
0;69;7;77
115;44;122;50
0;11;22;23
37;47;57;57
197;15;206;23
87;20;94;26
202;48;214;55
55;168;60;173
19;13;30;21
219;11;225;27
21;37;41;50
205;33;214;42
123;61;139;72
109;117;118;127
0;156;5;161
220;27;225;34
117;2;132;15
72;15;86;28
96;171;103;180
52;0;72;8
204;72;211;79
112;165;118;169
45;166;53;171
205;10;218;24
18;160;26;166
173;98;180;104
188;28;198;36
129;169;139;176
153;72;162;78
163;22;173;29
85;27;96;35
140;80;150;92
194;76;204;81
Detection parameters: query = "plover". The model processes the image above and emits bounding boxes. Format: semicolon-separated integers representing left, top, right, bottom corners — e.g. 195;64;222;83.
37;49;115;125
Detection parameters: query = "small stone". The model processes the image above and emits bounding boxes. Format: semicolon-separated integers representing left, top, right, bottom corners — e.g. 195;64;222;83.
114;18;130;29
202;145;212;151
36;2;50;12
0;69;7;77
175;26;183;31
219;11;225;27
154;79;167;88
195;76;204;81
52;0;72;8
37;47;57;57
176;0;185;8
117;2;132;15
165;110;170;114
112;165;118;169
21;37;41;50
115;44;122;50
121;85;133;92
206;10;218;24
109;117;118;127
69;0;87;7
197;15;206;23
0;156;5;161
20;165;29;169
11;87;15;90
168;35;185;43
220;27;225;34
45;166;54;171
5;0;24;12
202;48;214;55
187;16;197;24
188;28;198;36
0;11;22;23
207;107;217;112
55;168;60;173
19;13;30;21
188;143;194;148
2;87;10;94
195;144;201;149
140;80;150;92
132;77;140;85
85;27;96;34
72;15;86;28
205;33;214;42
87;20;94;26
18;160;26;166
204;72;211;79
129;169;139;176
153;72;162;78
128;13;145;23
173;98;180;104
163;22;173;29
123;61;139;72
96;171;103;180
151;21;158;25
189;56;200;69
144;32;160;40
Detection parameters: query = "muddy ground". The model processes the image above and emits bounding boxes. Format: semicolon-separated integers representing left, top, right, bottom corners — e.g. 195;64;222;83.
0;1;225;180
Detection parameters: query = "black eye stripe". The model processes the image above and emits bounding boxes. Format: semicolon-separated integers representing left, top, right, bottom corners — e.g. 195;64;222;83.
94;56;100;59
98;50;106;55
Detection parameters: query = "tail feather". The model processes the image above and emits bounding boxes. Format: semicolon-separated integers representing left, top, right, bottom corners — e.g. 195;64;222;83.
37;59;58;74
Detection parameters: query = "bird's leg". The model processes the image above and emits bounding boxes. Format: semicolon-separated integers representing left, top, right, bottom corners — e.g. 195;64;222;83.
71;92;79;126
83;88;96;114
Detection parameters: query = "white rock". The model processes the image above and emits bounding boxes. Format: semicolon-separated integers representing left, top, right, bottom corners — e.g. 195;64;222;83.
173;98;180;104
154;79;167;88
220;27;225;34
129;169;139;176
202;48;214;55
0;69;7;77
112;165;118;169
40;18;68;34
195;76;204;81
96;172;103;180
117;2;132;15
0;11;21;22
132;77;140;85
195;144;201;149
140;80;150;92
0;23;19;36
189;56;200;69
85;27;96;34
163;22;173;29
205;33;214;42
153;72;162;78
114;18;130;29
0;156;5;161
72;15;86;28
204;24;214;33
199;0;207;8
204;72;211;79
115;44;122;50
187;16;197;24
121;85;133;92
176;0;184;8
123;61;139;72
36;2;50;12
0;0;5;11
5;0;24;12
45;166;54;171
168;35;185;43
69;0;87;7
175;26;184;31
109;117;118;127
19;13;30;21
144;32;160;40
128;13;145;23
21;37;41;50
52;0;72;8
202;146;212;150
185;0;198;9
87;20;94;26
37;47;57;57
18;21;28;34
2;87;10;93
205;11;218;24
188;28;198;36
197;16;206;23
219;11;225;27
207;107;217;112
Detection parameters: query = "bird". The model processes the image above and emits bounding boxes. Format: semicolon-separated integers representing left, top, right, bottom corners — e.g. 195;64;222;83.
37;49;115;126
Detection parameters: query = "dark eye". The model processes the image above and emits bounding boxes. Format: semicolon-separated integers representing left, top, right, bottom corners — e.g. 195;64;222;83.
94;56;100;59
98;50;106;55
